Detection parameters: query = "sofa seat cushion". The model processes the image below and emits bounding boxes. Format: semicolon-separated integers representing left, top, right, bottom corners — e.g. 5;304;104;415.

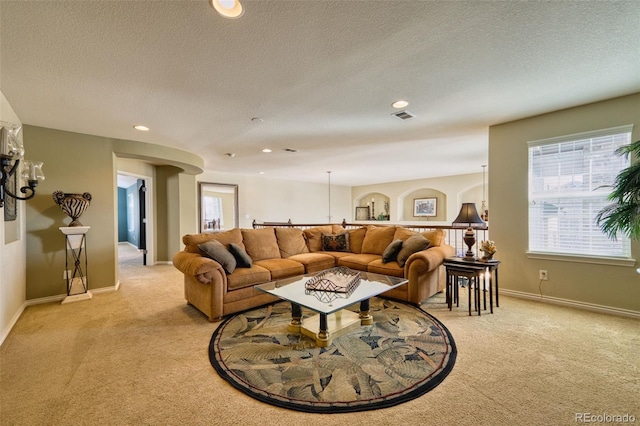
317;251;354;261
227;265;271;291
337;254;381;271
367;259;405;278
241;228;281;261
287;253;336;274
254;258;305;280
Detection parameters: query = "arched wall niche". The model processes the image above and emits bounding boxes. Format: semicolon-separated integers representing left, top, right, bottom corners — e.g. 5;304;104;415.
354;192;390;221
401;188;447;222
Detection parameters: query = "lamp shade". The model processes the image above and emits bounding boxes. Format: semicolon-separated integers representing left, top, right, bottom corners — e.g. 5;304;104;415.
452;203;485;226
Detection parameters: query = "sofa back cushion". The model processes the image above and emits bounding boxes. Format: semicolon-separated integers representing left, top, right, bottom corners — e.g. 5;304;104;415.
348;227;366;254
421;229;445;247
393;227;418;241
303;225;347;252
275;227;309;257
241;228;281;261
183;228;244;253
361;226;396;255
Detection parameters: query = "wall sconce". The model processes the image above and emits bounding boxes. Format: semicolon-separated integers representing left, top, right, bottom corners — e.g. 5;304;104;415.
0;126;45;209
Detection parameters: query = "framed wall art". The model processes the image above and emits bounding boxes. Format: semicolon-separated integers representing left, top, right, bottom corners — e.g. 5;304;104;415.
355;206;370;221
413;197;437;217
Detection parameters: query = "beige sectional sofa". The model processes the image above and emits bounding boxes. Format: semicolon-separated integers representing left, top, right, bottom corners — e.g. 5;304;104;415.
172;224;455;321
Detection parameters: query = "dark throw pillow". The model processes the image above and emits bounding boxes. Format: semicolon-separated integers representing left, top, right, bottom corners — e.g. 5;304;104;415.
321;233;350;252
198;240;236;274
229;243;253;268
397;235;431;267
382;239;403;263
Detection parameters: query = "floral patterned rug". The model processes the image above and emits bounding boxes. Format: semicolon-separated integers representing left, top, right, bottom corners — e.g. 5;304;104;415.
208;298;456;413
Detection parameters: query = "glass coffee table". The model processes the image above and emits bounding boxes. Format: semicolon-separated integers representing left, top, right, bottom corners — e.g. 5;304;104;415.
255;268;408;347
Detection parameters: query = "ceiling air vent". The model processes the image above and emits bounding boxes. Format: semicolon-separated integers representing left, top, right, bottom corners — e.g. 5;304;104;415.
391;110;415;120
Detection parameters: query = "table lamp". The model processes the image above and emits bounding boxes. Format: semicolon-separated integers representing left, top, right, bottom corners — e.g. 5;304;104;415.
452;203;485;260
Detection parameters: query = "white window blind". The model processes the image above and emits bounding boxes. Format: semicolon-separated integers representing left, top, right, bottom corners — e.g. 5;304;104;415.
528;125;632;258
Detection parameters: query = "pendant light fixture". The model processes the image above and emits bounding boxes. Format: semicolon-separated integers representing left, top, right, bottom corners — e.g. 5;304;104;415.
481;164;489;222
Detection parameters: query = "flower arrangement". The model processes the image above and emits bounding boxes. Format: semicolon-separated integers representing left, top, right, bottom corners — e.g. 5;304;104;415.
480;240;497;260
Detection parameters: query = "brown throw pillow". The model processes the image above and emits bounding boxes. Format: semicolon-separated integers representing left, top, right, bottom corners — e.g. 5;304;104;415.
382;239;403;263
198;240;237;274
396;235;431;267
229;243;253;268
321;233;350;252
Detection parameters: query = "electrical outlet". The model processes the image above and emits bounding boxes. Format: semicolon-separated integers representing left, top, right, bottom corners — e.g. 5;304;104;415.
539;270;548;281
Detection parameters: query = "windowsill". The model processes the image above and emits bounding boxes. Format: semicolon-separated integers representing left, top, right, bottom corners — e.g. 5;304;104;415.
526;251;636;267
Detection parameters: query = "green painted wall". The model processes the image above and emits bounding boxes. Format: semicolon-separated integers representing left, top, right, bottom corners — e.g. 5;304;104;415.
489;93;640;313
23;126;117;299
22;126;203;299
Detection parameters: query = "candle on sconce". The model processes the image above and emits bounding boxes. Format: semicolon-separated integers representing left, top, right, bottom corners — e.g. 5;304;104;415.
29;162;36;180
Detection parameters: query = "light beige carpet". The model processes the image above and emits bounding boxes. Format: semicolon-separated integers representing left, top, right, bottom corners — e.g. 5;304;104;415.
1;245;638;425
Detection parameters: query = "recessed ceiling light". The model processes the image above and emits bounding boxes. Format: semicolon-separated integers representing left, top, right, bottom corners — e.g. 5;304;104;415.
210;0;244;19
392;100;409;109
225;153;236;158
282;148;298;153
133;125;149;131
251;117;263;123
258;171;265;175
262;148;272;153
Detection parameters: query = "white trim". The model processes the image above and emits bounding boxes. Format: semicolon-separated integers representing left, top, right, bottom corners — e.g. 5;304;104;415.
526;251;636;267
527;124;634;147
0;302;26;347
500;288;640;319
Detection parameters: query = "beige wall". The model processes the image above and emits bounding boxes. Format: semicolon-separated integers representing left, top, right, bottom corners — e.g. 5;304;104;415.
0;90;26;344
198;171;352;229
489;93;640;313
352;173;485;225
21;126;203;300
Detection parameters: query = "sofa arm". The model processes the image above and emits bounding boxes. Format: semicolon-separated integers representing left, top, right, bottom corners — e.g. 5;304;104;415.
405;244;455;272
172;251;225;285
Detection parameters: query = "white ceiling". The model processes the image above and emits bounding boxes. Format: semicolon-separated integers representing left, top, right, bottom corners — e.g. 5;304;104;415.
1;1;639;186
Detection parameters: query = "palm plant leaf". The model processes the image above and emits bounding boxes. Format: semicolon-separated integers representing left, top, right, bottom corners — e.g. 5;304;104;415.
596;140;640;240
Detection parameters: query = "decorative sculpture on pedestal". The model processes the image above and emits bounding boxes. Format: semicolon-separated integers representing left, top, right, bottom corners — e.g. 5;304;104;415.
52;191;92;227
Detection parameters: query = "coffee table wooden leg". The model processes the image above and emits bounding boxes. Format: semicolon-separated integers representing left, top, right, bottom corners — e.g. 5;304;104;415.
316;313;331;347
359;298;373;325
288;302;302;333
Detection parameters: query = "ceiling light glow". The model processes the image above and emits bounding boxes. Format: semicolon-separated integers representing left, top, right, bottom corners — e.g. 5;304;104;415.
392;100;409;109
133;125;149;131
210;0;244;19
262;148;272;153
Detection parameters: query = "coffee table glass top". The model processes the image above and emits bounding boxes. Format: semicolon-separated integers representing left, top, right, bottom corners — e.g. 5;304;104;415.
255;269;407;315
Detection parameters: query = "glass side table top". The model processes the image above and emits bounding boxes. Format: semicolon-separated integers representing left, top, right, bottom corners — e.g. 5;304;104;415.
254;269;408;315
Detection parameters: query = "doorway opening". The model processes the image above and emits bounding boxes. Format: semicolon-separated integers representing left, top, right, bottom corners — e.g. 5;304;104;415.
117;172;153;267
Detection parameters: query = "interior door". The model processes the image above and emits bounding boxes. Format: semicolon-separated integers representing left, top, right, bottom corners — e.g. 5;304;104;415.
137;179;147;265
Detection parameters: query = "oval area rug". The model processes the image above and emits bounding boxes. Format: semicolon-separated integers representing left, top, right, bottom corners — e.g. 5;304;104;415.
209;297;456;413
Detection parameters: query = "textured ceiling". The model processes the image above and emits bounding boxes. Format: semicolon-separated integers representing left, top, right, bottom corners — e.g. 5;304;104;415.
1;1;639;186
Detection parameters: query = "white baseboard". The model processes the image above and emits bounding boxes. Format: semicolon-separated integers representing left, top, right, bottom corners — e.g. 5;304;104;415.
500;289;640;319
0;302;26;347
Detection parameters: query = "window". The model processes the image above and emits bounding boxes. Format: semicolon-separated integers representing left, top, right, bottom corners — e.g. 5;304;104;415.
528;125;632;258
